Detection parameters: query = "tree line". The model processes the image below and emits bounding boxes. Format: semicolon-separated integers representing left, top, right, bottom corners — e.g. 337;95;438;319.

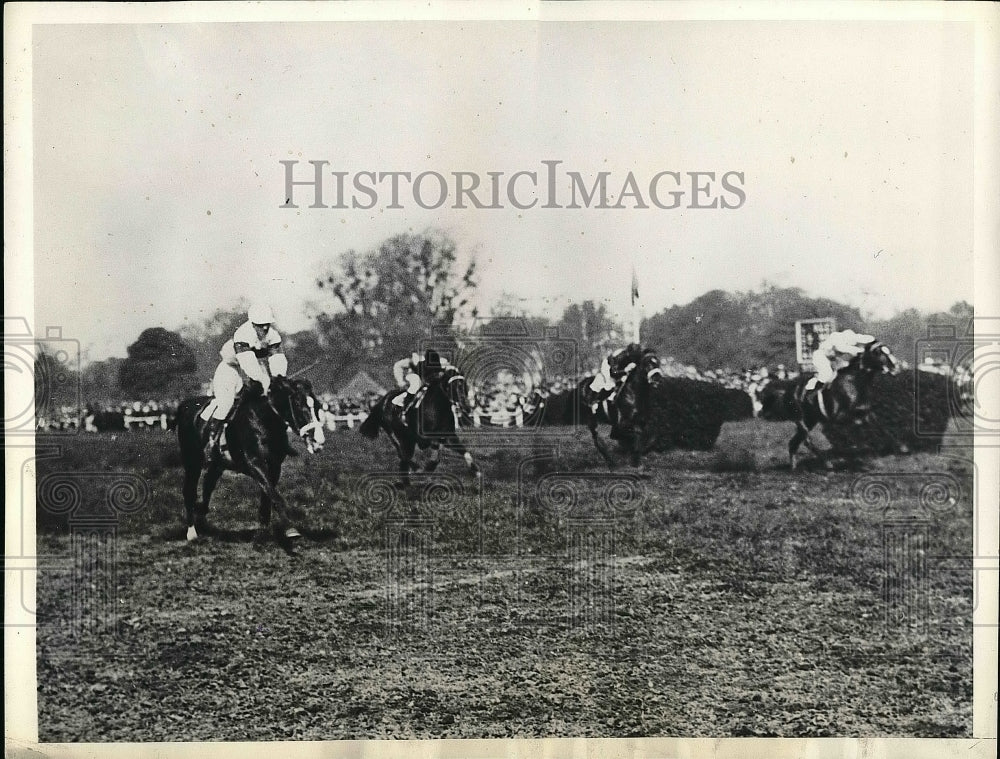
35;228;974;408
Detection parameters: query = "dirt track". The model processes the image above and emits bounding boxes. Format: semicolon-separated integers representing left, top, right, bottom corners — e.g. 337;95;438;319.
35;422;974;739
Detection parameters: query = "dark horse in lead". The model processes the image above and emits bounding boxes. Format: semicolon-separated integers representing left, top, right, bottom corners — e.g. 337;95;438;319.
176;376;326;543
359;365;481;486
579;348;664;472
788;340;900;470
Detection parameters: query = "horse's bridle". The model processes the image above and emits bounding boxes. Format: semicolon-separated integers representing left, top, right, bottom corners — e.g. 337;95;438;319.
271;382;325;451
862;341;898;374
645;356;664;382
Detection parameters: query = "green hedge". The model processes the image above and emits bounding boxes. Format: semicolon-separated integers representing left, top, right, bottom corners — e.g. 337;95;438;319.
538;379;752;451
822;369;953;454
758;370;954;453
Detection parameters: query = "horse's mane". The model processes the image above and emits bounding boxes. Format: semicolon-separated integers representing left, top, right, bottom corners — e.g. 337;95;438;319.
844;341;881;369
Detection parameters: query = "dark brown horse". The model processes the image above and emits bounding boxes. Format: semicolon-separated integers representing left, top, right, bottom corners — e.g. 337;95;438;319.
176;376;326;543
788;341;899;470
578;348;664;472
358;366;480;486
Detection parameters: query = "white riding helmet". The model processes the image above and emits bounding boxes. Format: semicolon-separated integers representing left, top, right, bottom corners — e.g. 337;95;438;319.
248;304;275;325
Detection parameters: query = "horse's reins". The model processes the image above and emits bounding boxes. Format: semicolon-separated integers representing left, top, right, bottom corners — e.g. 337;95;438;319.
271;384;323;441
297;395;324;439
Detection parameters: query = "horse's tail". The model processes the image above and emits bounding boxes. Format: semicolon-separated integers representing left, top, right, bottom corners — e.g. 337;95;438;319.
358;400;383;439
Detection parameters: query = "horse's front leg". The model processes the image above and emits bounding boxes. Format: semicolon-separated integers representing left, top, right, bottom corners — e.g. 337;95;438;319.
182;462;202;541
588;416;616;471
246;458;299;541
424;443;441;472
394;435;417;488
789;421;810;471
256;459;284;538
441;435;482;483
623;425;647;473
864;411;910;455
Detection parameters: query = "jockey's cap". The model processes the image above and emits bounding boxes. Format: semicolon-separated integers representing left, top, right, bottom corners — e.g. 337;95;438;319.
249;304;275;325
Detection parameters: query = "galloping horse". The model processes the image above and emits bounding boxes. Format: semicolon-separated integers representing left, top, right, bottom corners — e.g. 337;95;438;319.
176;376;326;542
358;365;481;486
578;348;664;472
788;340;899;470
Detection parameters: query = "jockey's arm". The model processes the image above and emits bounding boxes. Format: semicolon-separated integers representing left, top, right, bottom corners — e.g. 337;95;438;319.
266;344;287;377
235;344;267;384
392;357;411;386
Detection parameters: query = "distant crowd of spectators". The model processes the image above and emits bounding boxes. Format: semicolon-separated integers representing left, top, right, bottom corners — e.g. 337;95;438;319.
36;400;181;433
38;351;972;434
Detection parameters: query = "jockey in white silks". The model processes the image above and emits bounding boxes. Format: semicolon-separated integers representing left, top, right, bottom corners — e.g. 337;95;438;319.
201;304;288;450
588;343;643;411
391;350;450;410
807;329;876;389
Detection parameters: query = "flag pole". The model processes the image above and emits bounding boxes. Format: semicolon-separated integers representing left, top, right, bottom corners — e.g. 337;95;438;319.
630;264;641;343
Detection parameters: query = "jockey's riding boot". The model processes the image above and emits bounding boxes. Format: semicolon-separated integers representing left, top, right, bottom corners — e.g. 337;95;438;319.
203;418;224;458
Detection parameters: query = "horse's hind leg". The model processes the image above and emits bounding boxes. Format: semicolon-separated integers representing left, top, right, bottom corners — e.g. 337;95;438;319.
395;436;417;487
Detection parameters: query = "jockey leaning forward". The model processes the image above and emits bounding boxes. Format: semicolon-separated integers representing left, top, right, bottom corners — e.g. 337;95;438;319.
201;304;288;454
806;328;876;390
588;342;644;413
391;349;450;414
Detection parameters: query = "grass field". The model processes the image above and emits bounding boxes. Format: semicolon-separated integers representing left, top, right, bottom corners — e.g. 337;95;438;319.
35;420;974;740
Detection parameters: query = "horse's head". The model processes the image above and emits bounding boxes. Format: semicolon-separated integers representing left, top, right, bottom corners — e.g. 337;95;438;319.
638;350;665;388
438;366;470;409
268;376;326;453
859;341;899;376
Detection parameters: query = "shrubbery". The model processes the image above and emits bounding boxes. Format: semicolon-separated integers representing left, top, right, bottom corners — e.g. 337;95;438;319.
538;378;752;451
539;369;955;456
758;370;954;454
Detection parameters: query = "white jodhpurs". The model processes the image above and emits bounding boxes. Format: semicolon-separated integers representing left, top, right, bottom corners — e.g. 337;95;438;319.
209;362;244;420
812;352;836;384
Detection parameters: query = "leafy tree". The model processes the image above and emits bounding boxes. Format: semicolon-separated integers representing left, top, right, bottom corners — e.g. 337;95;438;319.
314;230;478;367
555;300;622;373
643;285;868;370
33;348;81;414
119;327;199;397
80;357;124;405
177;304;250;383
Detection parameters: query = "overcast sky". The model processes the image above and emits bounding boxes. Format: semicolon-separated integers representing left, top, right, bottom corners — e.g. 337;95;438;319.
32;19;975;360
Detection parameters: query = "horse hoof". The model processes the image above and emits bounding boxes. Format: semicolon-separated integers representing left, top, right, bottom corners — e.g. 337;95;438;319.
284;527;301;540
186;526;199;541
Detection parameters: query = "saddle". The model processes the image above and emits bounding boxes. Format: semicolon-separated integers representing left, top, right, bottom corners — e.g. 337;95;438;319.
201;385;258;458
